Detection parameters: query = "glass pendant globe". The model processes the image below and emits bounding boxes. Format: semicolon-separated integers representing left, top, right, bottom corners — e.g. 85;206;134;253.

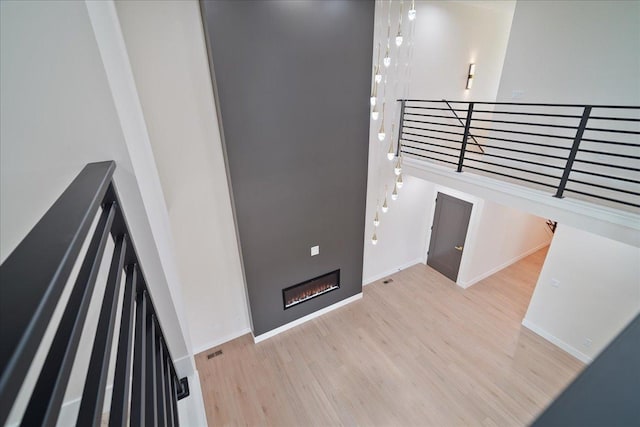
371;233;378;245
381;200;389;213
371;109;379;121
387;152;395;161
396;174;404;188
383;55;391;68
375;73;383;84
408;8;416;21
378;131;386;141
395;35;403;47
370;96;377;106
391;192;398;201
394;166;402;176
373;218;380;227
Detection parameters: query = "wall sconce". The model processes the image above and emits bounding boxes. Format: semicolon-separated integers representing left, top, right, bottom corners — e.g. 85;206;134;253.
466;63;475;90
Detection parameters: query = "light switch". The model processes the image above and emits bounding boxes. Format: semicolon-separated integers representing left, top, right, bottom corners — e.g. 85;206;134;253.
311;245;319;256
551;278;560;288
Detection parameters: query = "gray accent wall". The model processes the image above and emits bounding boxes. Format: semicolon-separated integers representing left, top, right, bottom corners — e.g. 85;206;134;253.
200;0;373;336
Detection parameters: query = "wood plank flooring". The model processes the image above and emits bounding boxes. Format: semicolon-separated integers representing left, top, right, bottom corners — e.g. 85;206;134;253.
195;248;584;426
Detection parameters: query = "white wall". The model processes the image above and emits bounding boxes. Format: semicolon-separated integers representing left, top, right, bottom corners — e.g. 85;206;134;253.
524;224;640;363
497;0;640;105
114;0;251;355
363;1;516;283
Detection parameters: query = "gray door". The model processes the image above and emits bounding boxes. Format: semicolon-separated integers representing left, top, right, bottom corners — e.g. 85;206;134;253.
426;192;472;282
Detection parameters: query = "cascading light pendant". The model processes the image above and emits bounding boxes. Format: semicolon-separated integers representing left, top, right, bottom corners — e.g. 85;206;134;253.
370;81;377;106
371;231;378;245
391;182;399;201
394;156;402;176
378;103;386;141
408;0;416;21
373;209;380;227
371;104;379;121
383;23;391;67
395;1;404;47
381;186;389;213
387;123;395;160
396;173;404;188
375;43;383;83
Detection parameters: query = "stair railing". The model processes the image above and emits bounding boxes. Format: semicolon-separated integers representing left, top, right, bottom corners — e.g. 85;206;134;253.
0;161;188;426
397;99;640;211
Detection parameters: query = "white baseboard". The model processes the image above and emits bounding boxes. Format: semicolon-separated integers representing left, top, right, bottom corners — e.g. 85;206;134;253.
522;318;592;364
191;327;252;355
458;242;550;288
253;293;363;343
363;258;423;286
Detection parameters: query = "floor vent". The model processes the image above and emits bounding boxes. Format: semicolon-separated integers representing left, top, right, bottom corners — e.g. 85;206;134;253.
207;349;223;359
383;278;394;284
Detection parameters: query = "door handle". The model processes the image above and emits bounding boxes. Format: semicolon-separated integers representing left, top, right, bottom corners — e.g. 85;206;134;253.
455;246;463;251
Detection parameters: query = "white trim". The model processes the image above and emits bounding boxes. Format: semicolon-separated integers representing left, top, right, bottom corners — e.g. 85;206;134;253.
458;241;550;288
253;293;363;343
363;258;423;286
522;318;592;364
191;327;252;355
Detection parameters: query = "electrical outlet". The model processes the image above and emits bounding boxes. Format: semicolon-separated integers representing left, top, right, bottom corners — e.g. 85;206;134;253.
551;278;560;288
311;245;319;256
583;338;592;348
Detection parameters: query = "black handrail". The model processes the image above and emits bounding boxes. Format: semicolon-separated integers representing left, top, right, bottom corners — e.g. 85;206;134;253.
0;161;189;426
398;99;640;210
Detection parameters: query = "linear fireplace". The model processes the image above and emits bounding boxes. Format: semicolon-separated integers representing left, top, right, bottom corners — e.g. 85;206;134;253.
283;269;340;309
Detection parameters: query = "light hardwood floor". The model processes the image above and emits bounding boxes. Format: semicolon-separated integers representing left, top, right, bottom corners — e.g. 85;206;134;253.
195;248;584;426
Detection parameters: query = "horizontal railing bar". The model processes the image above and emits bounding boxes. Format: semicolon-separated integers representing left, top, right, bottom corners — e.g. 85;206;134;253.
479;152;566;170
0;161;116;425
572;158;640;172
401;150;459;166
472;133;572;150
469;116;580;130
585;127;640;135
401;144;461;158
581;138;640;147
77;234;128;426
401;137;462;152
469;125;576;140
404;106;469;113
404;117;466;129
401;112;466;121
475;143;569;160
403;126;464;138
463;157;562;180
563;188;640;208
472;109;582;119
399;99;640;109
571;169;640;185
578;149;640;160
589;116;640;122
21;203;116;427
567;179;640;196
462;165;559;188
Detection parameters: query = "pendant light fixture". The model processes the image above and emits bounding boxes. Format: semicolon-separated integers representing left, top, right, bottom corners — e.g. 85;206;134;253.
381;186;389;213
395;1;404;47
373;209;380;227
370;81;377;106
374;44;383;84
408;0;416;21
391;182;399;201
371;232;378;245
378;103;386;141
383;20;391;67
396;173;404;188
371;104;379;121
387;123;395;160
394;156;402;176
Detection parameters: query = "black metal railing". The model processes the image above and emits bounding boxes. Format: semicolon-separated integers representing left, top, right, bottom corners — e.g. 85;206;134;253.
397;99;640;211
0;161;188;426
